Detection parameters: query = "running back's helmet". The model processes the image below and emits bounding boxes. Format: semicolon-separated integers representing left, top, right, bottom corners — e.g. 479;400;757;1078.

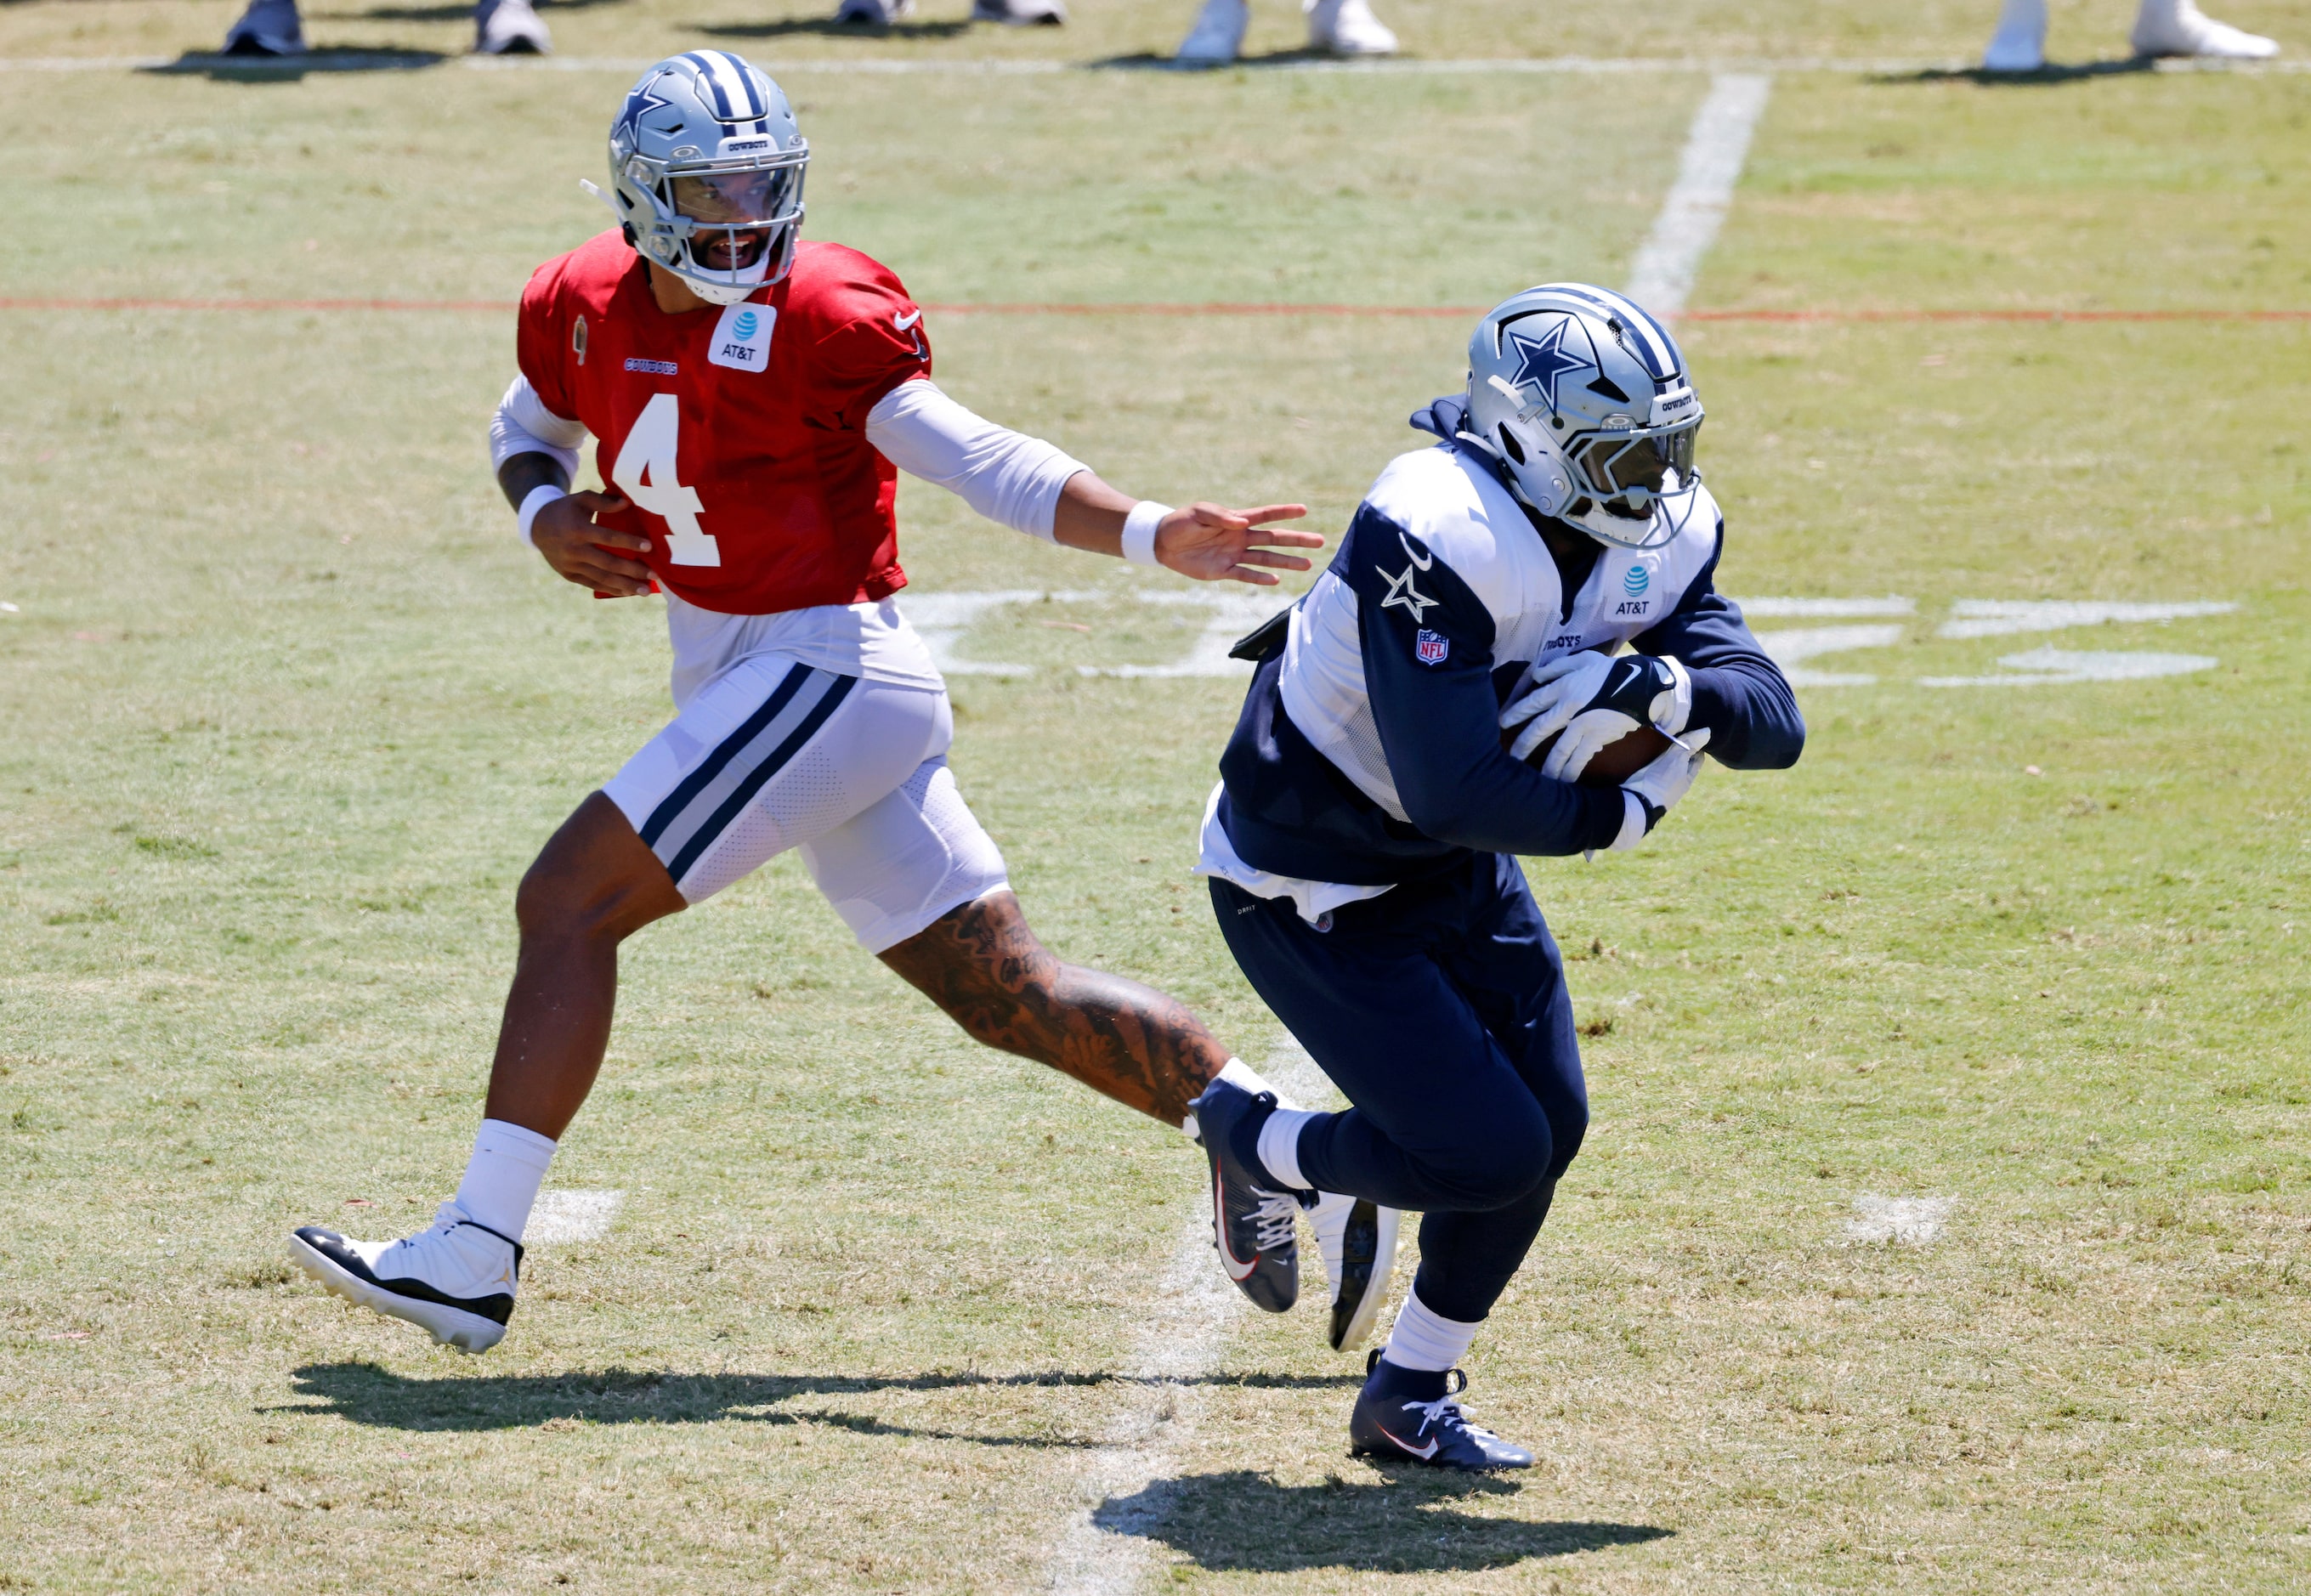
605;51;807;306
1459;284;1704;550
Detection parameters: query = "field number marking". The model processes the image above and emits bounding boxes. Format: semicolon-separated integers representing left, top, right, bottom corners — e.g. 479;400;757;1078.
909;589;2232;690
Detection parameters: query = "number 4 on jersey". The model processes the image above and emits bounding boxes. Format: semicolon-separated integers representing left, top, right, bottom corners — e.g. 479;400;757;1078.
612;393;719;567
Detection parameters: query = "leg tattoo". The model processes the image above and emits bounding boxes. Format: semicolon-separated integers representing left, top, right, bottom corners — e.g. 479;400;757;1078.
878;890;1232;1127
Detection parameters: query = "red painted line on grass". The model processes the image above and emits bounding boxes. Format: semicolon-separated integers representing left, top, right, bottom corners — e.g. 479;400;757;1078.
1682;307;2311;323
3;295;2306;321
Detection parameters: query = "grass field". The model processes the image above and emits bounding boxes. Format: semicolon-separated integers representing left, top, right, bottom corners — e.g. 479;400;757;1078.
3;3;2308;1591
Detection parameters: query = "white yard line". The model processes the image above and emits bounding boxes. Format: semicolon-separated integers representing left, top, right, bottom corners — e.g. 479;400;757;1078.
1844;1195;1953;1245
1045;1043;1337;1595
525;1188;625;1244
1623;71;1774;318
11;54;2307;76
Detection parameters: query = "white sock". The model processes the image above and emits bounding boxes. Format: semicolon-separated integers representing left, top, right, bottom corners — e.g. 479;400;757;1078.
453;1118;557;1242
1381;1288;1482;1373
1255;1106;1319;1191
1180;1056;1299;1137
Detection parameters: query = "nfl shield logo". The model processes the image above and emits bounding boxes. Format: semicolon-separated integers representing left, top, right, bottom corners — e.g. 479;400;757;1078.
1414;629;1449;665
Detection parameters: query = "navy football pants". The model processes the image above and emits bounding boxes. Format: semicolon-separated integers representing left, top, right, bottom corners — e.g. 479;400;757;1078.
1209;852;1588;1325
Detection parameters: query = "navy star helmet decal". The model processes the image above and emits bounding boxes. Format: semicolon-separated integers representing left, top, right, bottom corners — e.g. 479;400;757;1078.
1502;316;1598;416
615;76;672;150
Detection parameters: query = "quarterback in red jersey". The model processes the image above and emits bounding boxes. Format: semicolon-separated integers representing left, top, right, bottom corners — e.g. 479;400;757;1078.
287;49;1402;1358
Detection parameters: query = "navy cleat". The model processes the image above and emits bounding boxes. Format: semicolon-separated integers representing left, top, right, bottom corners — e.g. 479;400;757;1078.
1310;1191;1399;1351
289;1201;522;1354
1187;1078;1302;1313
1350;1350;1534;1470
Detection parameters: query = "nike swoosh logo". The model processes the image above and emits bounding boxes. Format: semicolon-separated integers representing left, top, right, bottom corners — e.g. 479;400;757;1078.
1376;1423;1440;1460
1213;1169;1259;1282
1397;532;1432;570
893;309;923;331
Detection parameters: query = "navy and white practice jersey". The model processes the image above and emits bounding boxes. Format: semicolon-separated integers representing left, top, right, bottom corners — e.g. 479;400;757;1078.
1214;399;1804;889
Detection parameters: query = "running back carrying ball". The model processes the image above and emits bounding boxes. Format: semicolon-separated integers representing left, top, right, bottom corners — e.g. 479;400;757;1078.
1507;720;1671;786
1499;649;1691;785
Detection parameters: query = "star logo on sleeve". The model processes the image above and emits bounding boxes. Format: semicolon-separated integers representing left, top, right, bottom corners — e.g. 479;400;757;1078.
615;77;673;150
1377;563;1437;623
1503;317;1597;416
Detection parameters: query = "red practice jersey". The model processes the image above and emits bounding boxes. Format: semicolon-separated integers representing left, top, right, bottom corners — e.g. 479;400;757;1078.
517;230;932;615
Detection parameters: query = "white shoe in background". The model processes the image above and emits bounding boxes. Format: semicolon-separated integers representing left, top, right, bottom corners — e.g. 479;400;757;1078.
1176;0;1249;62
2130;0;2277;57
1306;0;1396;56
474;0;552;54
222;0;308;55
1981;0;2048;70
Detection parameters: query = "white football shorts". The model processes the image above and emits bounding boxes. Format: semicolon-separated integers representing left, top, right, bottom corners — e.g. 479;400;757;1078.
601;653;1009;953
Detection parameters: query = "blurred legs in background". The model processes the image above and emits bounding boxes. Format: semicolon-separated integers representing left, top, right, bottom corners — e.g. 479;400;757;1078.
832;0;1068;23
221;0;553;54
1175;0;1396;63
1984;0;2277;70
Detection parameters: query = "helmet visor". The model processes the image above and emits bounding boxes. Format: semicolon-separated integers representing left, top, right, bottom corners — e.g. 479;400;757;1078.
667;166;801;274
1577;422;1699;499
671;167;800;229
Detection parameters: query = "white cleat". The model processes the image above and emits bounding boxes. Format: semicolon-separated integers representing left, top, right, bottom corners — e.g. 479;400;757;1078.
474;0;552;54
221;0;308;55
1306;0;1396;56
972;0;1068;23
2131;0;2277;58
289;1201;523;1354
1309;1190;1400;1351
1176;0;1249;62
835;0;917;21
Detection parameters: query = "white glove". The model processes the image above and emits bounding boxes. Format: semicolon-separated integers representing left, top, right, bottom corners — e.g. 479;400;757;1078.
1498;651;1613;762
1502;652;1692;778
1608;726;1711;852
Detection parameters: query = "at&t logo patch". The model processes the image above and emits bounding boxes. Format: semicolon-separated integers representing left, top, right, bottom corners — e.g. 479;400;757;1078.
709;302;774;372
1415;629;1450;665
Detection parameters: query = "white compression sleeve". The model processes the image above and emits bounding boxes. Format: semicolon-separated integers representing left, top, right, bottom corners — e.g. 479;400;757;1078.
864;378;1089;542
489;373;587;480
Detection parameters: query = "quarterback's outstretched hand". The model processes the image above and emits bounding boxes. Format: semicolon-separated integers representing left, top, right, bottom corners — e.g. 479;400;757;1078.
532;490;654;597
1611;727;1710;852
1157;502;1321;586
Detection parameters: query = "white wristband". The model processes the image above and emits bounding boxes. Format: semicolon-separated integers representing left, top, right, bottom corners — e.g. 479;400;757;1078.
1120;501;1170;568
516;484;568;549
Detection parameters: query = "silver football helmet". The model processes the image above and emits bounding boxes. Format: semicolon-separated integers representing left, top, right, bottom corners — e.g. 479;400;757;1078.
602;51;807;306
1459;284;1704;551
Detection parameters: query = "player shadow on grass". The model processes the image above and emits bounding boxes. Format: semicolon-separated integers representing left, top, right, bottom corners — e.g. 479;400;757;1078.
283;1361;1362;1448
1089;48;1357;70
693;16;976;40
140;48;450;79
1094;1470;1672;1575
1878;58;2160;86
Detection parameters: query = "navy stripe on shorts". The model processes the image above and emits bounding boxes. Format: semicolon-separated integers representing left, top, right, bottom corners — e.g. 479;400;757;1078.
639;663;857;885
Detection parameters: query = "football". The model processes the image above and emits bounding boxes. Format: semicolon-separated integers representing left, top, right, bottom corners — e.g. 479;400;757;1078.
1511;722;1672;787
